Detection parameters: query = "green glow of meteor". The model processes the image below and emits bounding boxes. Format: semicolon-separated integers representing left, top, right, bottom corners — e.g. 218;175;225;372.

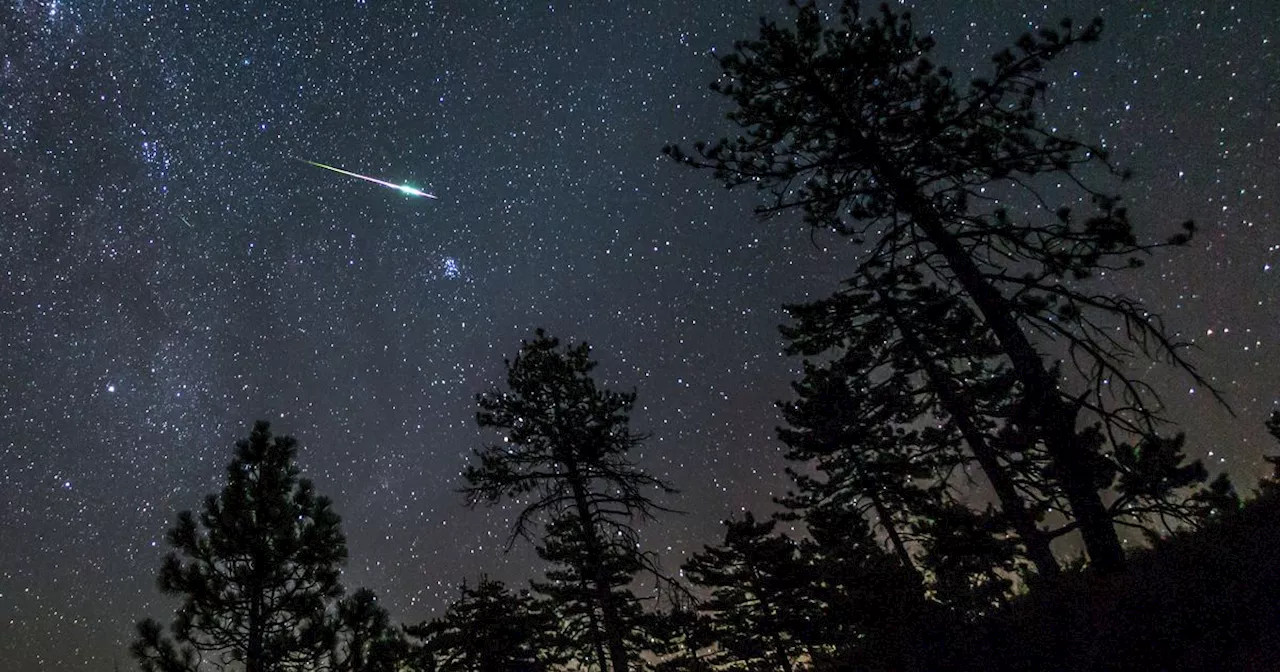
299;159;438;199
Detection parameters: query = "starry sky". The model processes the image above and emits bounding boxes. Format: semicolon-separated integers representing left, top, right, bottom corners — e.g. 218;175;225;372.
1;1;1277;668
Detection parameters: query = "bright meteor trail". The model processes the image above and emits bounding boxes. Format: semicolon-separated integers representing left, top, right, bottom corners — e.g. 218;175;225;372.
299;159;438;199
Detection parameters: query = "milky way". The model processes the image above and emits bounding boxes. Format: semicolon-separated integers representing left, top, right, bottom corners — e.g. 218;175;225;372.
1;1;1277;668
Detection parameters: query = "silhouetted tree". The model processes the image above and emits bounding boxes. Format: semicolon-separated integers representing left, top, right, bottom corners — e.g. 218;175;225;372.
777;347;938;582
939;464;1280;670
130;421;347;672
778;268;1062;583
798;505;937;671
406;576;553;672
668;0;1225;573
1261;410;1280;495
915;502;1020;621
646;599;714;672
1109;431;1238;535
682;513;814;672
330;588;404;672
462;329;676;672
531;513;650;670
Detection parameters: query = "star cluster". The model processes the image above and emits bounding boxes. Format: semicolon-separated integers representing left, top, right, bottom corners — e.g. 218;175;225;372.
1;1;1276;668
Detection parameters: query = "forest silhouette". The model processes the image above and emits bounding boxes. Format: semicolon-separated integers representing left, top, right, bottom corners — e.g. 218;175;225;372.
130;3;1277;670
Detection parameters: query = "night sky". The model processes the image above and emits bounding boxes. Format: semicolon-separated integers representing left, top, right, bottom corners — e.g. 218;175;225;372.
2;1;1277;668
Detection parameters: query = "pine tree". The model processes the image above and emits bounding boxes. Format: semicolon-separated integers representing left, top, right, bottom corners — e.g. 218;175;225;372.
777;342;949;583
330;588;404;672
130;421;347;672
462;329;676;672
1260;410;1280;495
646;598;714;672
406;576;553;672
531;513;649;671
682;513;814;672
1109;432;1239;534
668;0;1224;573
914;502;1020;621
779;268;1062;582
797;505;937;671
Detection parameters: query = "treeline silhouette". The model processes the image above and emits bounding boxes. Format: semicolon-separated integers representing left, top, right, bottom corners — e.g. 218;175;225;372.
130;3;1277;671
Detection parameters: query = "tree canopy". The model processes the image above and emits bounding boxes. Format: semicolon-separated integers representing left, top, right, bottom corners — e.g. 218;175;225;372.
667;0;1227;574
462;329;677;672
131;421;348;672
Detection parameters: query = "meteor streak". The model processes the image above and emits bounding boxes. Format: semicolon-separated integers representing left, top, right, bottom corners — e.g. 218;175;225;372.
298;159;437;199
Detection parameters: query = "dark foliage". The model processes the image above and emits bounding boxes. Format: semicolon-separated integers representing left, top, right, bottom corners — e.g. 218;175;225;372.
130;421;348;672
682;513;813;671
668;0;1228;574
645;600;714;672
1261;410;1280;495
330;588;404;672
777;267;1062;584
939;488;1280;670
796;505;941;671
462;329;677;672
934;415;1276;669
405;576;553;672
531;513;651;670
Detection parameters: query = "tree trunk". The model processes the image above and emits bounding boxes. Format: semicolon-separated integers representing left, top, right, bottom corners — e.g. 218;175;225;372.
580;576;611;672
247;581;264;672
881;289;1062;580
867;492;924;584
349;629;367;672
799;69;1124;572
746;571;794;672
567;462;630;672
904;205;1125;572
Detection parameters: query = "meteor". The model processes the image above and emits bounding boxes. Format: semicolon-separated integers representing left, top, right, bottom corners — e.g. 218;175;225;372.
298;159;438;199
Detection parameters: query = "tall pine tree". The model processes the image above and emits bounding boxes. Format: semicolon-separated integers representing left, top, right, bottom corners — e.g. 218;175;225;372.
131;421;347;672
669;0;1224;573
462;330;676;672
